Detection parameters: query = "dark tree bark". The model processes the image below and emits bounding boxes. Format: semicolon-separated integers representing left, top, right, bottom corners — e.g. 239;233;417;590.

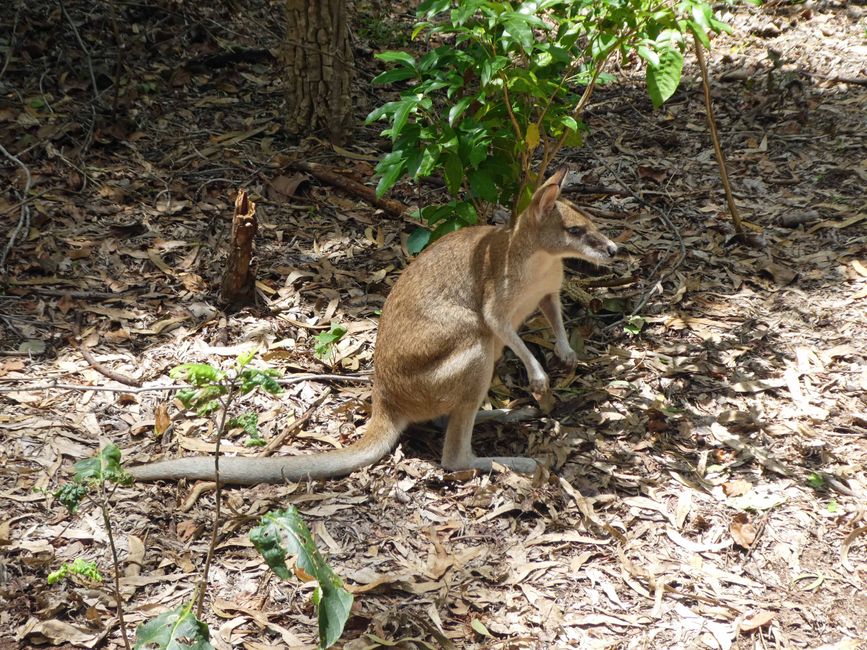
283;0;353;144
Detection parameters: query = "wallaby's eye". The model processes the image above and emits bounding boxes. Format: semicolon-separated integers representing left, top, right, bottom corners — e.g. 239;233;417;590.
567;226;586;237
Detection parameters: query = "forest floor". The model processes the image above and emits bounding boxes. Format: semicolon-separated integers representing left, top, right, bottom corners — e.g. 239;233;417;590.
1;1;865;649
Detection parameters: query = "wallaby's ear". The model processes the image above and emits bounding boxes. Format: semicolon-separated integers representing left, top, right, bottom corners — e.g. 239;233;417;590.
530;168;567;222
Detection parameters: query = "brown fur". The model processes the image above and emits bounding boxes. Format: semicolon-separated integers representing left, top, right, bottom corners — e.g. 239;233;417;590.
129;170;618;484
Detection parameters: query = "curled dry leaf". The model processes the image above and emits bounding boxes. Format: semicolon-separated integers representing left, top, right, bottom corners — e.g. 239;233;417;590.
740;609;775;632
840;525;867;573
730;513;757;548
269;173;309;199
722;479;753;497
154;402;171;435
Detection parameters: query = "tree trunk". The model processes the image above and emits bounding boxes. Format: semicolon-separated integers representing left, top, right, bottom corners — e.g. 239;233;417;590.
283;0;353;145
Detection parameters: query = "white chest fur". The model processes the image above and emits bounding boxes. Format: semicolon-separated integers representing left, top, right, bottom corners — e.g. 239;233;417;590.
509;251;564;328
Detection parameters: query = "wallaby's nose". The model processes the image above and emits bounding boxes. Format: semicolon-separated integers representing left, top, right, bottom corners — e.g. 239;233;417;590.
607;241;619;257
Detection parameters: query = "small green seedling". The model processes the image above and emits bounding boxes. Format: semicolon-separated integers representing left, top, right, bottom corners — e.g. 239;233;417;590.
134;602;213;650
624;315;647;336
314;324;347;363
229;412;266;447
251;507;353;649
51;443;134;649
47;558;103;586
806;472;825;490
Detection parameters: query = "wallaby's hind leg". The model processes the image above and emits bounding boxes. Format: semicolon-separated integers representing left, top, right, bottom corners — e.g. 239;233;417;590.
438;340;539;474
441;400;539;474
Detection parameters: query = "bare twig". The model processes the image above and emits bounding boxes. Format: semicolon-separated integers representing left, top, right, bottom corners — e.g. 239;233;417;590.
286;160;410;217
72;337;143;387
0;373;371;394
0;2;22;80
0;143;32;274
106;0;124;120
10;288;133;300
259;390;331;456
58;0;99;104
693;33;744;234
195;384;234;617
795;69;867;87
99;484;132;650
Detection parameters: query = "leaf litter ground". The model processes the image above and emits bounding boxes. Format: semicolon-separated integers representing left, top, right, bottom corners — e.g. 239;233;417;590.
0;1;865;648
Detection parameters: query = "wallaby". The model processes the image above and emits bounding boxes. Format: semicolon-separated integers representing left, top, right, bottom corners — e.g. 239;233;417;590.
129;169;619;485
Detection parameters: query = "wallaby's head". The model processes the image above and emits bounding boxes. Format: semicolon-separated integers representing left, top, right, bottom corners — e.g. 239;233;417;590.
520;168;619;265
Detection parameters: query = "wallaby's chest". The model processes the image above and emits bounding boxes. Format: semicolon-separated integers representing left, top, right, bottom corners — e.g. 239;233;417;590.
508;253;564;328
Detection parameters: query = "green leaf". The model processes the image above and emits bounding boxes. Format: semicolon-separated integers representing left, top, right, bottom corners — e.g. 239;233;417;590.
468;137;489;167
623;315;646;336
238;368;283;395
469;169;498;203
407;227;432;254
448;96;474;126
415;144;440;178
313;325;347;363
709;15;734;34
170;363;225;386
236;349;256;368
637;44;659;67
807;472;824;489
430;218;462;243
688;20;711;50
514;183;534;214
48;558;103;586
558;114;579;132
454;201;478;226
525;123;540;150
365;100;399;124
134;602;214;650
411;21;431;40
419;203;453;227
371;66;417;85
175;383;228;414
645;46;684;108
54;482;88;514
480;56;509;86
502;14;535;52
443;154;464;195
390;99;415;141
691;4;712;30
228;412;259;437
250;508;353;649
374;50;417;67
375;151;407;197
471;619;491;636
73;443;132;486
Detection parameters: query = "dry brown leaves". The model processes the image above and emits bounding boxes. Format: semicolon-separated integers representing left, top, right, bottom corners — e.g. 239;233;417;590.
1;1;865;648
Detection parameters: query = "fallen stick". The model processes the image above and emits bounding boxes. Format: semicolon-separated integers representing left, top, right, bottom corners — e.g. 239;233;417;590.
287;160;410;217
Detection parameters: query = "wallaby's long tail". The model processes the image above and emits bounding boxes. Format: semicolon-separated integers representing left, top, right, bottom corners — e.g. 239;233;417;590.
128;411;404;485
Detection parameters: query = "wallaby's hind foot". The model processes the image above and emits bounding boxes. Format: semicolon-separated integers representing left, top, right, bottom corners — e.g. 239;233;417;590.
442;455;539;474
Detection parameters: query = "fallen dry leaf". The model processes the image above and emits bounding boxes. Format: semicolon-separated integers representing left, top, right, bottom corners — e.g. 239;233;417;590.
722;479;753;497
730;513;757;548
740;609;775;632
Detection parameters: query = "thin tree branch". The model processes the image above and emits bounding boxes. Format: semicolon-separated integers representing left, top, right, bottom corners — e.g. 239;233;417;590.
0;143;32;274
693;33;743;234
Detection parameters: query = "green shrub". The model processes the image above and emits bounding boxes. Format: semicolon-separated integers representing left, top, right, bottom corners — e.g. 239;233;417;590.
367;0;733;251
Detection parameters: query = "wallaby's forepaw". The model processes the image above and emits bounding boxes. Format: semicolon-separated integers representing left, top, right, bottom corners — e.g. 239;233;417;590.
554;341;578;367
528;371;550;396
